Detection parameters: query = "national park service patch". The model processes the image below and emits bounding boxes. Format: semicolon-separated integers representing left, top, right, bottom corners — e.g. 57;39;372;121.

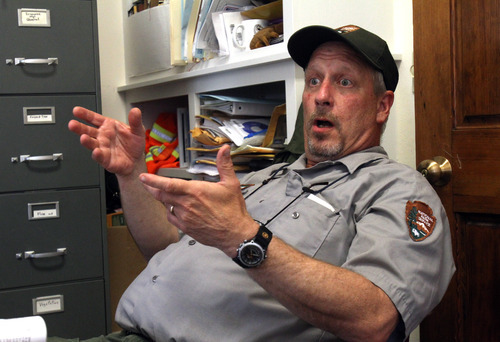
406;201;436;242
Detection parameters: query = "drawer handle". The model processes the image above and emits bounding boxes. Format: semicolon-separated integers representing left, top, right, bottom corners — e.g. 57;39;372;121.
13;57;58;65
11;153;63;163
16;248;67;260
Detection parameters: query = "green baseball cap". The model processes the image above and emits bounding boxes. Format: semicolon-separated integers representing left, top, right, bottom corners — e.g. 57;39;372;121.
287;25;399;92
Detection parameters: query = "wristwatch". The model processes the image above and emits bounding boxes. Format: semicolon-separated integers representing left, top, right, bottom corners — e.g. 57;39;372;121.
233;223;273;268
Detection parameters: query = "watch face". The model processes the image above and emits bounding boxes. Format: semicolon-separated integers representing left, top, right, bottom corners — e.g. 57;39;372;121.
240;242;265;267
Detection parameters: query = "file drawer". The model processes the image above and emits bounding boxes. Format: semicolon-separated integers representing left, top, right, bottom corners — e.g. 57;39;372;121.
0;188;104;290
0;0;96;94
0;95;100;193
0;279;107;339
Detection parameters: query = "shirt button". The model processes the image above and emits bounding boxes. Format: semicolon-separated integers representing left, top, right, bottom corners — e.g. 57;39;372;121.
188;239;196;246
292;212;300;219
152;275;159;283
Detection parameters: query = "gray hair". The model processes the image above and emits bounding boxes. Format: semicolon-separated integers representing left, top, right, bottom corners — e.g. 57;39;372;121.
373;70;387;97
372;70;389;134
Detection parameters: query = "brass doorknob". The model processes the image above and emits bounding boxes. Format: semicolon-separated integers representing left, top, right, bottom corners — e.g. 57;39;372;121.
417;156;452;186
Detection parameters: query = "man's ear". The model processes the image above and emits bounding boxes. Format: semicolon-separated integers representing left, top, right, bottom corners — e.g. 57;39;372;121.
376;90;394;124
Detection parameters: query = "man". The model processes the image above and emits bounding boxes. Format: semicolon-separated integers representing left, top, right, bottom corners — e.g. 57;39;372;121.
64;25;455;341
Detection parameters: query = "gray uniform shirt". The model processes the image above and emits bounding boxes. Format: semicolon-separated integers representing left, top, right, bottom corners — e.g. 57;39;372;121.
115;147;455;341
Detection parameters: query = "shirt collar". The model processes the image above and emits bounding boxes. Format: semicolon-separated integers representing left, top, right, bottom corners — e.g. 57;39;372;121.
290;146;388;175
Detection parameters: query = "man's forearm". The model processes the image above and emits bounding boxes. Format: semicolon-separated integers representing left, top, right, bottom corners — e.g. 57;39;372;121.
248;237;399;341
117;163;179;261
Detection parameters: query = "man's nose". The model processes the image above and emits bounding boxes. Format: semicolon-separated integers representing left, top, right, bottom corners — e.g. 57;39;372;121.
315;81;333;107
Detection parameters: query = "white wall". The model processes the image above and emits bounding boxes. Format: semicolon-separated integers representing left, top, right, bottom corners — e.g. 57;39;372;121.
383;1;416;168
96;1;128;121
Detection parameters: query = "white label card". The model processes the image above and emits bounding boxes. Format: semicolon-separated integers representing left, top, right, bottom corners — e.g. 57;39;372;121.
33;295;64;315
18;8;51;27
27;115;53;123
33;209;58;219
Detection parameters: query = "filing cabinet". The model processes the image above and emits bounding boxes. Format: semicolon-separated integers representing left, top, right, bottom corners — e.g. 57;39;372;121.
0;0;109;338
0;1;96;94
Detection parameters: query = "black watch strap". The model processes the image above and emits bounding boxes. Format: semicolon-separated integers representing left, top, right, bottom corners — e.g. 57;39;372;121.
253;223;273;248
233;223;273;268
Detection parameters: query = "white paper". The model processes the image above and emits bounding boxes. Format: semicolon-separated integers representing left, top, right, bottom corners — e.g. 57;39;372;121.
0;316;47;342
307;194;335;213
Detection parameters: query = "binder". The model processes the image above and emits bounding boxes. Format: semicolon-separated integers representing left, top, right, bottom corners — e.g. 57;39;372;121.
176;107;191;167
199;94;280;116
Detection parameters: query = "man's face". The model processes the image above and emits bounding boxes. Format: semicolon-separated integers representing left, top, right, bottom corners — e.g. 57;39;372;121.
302;41;392;167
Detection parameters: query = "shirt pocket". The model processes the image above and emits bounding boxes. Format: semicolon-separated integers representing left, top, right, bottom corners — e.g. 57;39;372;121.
267;194;341;258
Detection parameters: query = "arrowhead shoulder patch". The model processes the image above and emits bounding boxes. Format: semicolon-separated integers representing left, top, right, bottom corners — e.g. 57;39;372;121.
405;201;437;242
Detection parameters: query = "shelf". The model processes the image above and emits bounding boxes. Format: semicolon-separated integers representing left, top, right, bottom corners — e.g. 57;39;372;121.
117;44;290;93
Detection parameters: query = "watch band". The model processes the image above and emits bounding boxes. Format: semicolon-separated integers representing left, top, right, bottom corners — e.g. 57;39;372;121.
233;223;273;268
253;223;273;248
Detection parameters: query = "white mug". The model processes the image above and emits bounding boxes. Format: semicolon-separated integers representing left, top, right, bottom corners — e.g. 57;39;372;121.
232;19;268;51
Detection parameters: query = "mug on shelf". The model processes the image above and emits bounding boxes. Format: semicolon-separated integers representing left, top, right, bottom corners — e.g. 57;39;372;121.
232;19;268;51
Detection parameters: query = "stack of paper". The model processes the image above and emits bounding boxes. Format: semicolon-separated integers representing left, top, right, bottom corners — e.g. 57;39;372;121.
0;316;46;342
188;94;286;177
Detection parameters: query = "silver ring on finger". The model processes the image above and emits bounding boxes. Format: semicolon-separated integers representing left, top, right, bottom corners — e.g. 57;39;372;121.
169;205;175;216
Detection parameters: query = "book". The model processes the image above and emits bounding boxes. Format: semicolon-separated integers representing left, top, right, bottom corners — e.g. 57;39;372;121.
192;0;215;60
107;212;126;227
170;0;187;65
185;0;203;62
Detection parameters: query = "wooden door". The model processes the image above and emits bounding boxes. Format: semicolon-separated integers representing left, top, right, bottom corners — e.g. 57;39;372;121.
413;0;500;341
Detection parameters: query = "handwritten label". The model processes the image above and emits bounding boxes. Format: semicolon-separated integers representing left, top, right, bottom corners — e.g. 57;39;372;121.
33;295;64;315
27;114;53;123
33;209;58;219
18;9;51;27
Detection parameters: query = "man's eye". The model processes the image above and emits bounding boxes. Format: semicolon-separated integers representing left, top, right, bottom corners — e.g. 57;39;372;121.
340;79;352;87
309;78;320;86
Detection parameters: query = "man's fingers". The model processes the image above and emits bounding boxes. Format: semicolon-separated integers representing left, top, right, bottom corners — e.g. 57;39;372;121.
140;181;163;202
216;144;239;188
80;133;99;151
68;119;97;137
69;107;103;138
139;173;188;197
128;107;145;137
72;106;106;127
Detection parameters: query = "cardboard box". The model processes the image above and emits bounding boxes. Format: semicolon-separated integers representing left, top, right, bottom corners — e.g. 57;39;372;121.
124;5;173;77
107;226;147;332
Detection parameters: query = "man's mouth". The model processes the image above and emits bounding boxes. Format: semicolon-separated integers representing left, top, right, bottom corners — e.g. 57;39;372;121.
314;118;334;128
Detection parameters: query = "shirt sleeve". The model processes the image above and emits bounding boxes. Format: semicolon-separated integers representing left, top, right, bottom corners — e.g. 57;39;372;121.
341;170;455;337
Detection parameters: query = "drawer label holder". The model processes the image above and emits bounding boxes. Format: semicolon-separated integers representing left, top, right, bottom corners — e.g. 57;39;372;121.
33;295;64;315
28;201;60;220
18;8;51;27
24;107;56;125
